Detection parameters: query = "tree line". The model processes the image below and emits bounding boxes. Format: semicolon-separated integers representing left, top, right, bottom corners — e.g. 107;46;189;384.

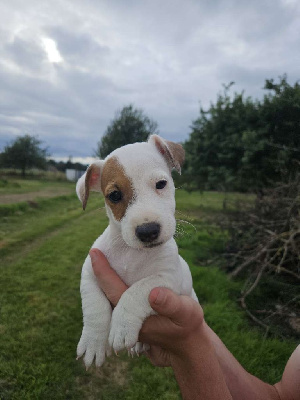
0;135;87;177
1;76;299;189
184;76;300;192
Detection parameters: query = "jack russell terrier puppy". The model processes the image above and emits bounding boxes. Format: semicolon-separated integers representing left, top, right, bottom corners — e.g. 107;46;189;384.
76;134;198;368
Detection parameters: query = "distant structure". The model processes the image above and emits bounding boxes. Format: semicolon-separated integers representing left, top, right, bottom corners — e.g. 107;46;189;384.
66;169;85;182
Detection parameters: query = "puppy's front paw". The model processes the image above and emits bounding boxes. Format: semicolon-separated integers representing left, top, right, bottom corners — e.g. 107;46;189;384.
109;304;142;352
77;327;109;368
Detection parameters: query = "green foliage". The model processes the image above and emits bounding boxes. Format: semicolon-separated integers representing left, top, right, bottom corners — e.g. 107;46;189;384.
0;135;49;178
95;105;159;158
184;76;300;191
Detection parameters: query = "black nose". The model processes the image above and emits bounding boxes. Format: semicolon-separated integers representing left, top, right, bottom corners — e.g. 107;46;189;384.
135;222;161;243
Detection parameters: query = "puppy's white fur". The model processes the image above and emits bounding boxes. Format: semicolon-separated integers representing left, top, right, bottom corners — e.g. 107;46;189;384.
76;135;198;368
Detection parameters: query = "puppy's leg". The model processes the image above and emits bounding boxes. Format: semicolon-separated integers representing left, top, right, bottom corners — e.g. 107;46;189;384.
77;257;112;368
109;274;176;352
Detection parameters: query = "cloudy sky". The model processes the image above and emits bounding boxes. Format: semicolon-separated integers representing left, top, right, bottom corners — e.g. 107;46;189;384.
0;0;299;162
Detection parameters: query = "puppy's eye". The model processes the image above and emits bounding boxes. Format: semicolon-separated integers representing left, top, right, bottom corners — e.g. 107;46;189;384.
156;180;167;190
108;190;122;203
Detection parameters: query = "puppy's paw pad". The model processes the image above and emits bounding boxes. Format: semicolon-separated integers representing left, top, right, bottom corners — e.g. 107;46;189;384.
109;318;141;352
109;326;138;352
77;331;107;368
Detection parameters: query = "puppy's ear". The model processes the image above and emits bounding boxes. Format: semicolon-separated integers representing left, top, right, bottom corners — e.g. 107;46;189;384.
76;161;104;210
148;134;185;174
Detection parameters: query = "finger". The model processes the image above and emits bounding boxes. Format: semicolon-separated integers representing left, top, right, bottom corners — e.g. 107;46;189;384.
148;287;193;325
89;249;128;306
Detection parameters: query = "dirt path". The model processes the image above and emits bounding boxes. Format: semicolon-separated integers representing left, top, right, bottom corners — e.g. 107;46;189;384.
1;205;100;266
0;187;74;204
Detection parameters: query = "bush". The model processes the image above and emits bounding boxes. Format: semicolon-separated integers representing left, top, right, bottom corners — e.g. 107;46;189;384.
225;177;300;337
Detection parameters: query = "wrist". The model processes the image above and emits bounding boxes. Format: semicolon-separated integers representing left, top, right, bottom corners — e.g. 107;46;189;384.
169;320;209;365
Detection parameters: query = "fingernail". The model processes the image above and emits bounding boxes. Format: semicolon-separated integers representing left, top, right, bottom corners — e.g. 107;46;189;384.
89;249;97;263
153;288;166;305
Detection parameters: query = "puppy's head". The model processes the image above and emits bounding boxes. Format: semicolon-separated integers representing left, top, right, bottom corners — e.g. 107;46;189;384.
76;135;184;249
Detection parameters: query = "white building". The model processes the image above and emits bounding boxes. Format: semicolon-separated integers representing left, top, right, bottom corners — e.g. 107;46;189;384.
66;169;85;182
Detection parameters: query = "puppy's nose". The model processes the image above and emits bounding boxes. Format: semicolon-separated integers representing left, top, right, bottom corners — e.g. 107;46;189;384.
135;222;161;243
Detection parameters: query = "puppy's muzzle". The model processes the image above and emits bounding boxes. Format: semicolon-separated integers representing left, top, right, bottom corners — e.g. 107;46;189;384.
135;222;161;243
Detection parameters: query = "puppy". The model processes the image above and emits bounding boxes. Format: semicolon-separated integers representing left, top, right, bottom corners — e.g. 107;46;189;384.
76;134;198;368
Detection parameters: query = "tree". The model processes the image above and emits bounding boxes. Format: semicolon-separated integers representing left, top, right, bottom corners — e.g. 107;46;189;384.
1;134;49;177
95;104;159;158
184;86;260;191
183;76;300;192
260;76;300;179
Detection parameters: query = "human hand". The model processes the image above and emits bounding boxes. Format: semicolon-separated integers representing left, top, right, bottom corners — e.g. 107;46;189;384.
89;248;204;368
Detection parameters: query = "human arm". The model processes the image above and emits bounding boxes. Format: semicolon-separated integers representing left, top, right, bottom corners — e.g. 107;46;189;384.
142;286;233;400
275;344;300;400
90;249;300;400
204;324;281;400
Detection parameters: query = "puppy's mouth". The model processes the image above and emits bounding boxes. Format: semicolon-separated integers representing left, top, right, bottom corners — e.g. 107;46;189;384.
144;241;164;249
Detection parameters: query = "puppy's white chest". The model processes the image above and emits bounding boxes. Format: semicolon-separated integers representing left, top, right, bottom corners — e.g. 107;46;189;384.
107;247;156;286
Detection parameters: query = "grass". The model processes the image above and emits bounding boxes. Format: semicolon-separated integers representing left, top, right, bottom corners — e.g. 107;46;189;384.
0;194;102;258
0;178;72;196
0;169;67;182
175;189;255;214
0;180;297;399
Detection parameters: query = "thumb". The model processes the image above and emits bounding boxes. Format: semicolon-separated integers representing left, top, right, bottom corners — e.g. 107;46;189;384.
149;287;187;324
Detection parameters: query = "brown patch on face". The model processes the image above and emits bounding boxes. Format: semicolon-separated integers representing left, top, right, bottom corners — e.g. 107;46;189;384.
101;157;134;221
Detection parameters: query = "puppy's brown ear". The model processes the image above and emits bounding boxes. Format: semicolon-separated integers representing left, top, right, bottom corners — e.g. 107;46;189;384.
76;161;104;210
148;134;185;174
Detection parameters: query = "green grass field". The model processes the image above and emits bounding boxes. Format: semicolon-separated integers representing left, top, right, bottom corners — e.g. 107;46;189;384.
0;179;297;399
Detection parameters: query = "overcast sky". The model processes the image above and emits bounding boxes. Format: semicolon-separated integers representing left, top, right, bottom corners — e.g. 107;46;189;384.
0;0;299;162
